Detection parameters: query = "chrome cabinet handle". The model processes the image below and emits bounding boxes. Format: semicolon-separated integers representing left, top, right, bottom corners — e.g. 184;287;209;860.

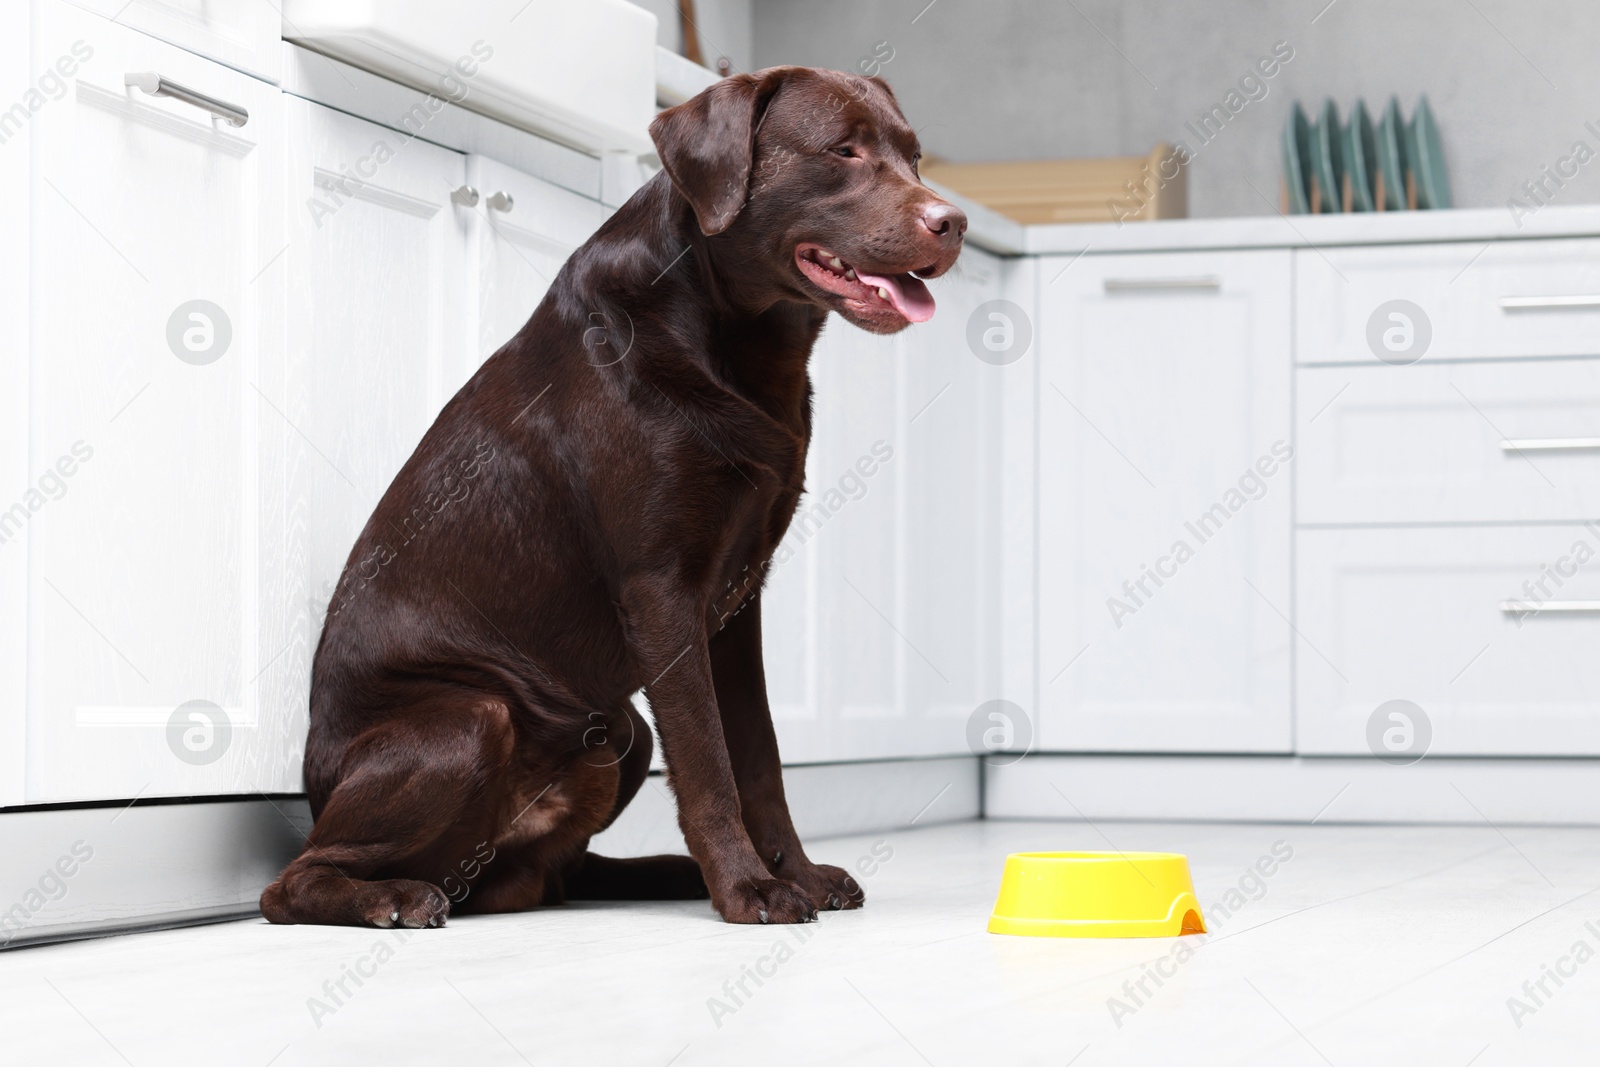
1499;295;1600;310
1501;600;1600;614
1103;276;1221;293
1500;437;1600;453
486;191;514;213
451;185;480;207
124;72;247;127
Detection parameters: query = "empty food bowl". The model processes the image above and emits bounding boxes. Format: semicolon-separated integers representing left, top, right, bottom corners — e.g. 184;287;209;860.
987;851;1207;938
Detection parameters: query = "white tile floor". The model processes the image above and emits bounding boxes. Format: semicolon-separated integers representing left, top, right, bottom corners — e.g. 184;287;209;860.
3;818;1598;1066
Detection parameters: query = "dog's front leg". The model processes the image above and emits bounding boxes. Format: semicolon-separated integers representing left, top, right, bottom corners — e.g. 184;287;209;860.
632;588;818;924
711;594;866;911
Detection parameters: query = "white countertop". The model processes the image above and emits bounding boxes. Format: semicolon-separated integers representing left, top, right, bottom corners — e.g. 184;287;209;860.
941;194;1600;259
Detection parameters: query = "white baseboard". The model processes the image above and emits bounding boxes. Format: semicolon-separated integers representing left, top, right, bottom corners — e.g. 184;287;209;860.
987;754;1600;826
0;797;310;950
592;755;980;858
0;756;980;948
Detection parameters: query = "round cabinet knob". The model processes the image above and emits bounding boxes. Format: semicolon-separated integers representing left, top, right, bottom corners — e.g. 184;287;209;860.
486;191;514;213
450;185;480;207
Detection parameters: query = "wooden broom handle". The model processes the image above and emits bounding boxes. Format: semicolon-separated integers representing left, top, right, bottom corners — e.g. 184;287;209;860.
678;0;705;67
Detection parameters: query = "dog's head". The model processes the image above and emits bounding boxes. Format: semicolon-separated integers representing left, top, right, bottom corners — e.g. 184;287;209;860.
650;66;966;334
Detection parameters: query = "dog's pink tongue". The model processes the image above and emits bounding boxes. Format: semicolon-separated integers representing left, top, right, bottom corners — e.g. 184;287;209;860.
856;271;936;323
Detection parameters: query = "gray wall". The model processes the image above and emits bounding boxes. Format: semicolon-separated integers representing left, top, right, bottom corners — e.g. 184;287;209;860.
636;0;755;76
752;0;1600;219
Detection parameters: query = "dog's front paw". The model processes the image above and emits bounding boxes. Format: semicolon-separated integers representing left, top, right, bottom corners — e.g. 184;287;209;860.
787;862;865;912
714;875;818;924
359;879;451;928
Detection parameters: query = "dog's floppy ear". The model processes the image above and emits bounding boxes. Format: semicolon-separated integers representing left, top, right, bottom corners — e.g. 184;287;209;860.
650;70;782;236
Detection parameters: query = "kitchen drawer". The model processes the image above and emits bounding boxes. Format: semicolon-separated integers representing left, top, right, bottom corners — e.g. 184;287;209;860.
1297;239;1600;363
1299;360;1600;524
1297;526;1600;756
63;0;280;83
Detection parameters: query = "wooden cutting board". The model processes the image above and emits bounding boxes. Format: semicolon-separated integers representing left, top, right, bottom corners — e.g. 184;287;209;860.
922;144;1187;225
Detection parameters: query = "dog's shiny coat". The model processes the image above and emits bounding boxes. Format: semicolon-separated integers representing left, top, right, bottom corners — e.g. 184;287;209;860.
260;66;965;928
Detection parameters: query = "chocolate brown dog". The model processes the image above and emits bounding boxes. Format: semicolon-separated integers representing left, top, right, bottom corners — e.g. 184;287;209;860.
260;66;965;928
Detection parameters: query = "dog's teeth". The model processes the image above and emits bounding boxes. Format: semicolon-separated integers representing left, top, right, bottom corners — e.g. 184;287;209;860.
876;286;889;299
844;269;856;280
827;256;843;271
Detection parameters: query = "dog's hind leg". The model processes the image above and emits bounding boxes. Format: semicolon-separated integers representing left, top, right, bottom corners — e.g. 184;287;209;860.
259;698;513;928
567;697;707;900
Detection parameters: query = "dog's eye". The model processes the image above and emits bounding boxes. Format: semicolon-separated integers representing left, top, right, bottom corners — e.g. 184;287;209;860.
912;153;921;175
834;145;855;158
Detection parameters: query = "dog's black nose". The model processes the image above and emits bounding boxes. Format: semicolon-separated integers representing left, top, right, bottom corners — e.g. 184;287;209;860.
919;201;968;248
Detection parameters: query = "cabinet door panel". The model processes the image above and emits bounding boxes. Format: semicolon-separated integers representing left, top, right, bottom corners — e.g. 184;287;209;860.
0;3;32;805
900;252;1004;735
467;154;608;370
765;250;1004;762
285;99;470;669
26;2;287;801
1038;251;1292;752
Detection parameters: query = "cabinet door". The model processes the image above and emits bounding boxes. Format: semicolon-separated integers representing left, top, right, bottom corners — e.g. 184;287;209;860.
1038;250;1292;752
25;2;288;801
764;249;1004;762
466;154;609;370
763;299;899;762
285;99;471;672
0;3;31;805
900;251;1005;746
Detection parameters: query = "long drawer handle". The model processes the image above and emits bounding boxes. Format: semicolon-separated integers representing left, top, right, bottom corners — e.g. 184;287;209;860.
1103;276;1221;293
125;72;248;127
1499;437;1600;453
1501;600;1600;615
1499;295;1600;310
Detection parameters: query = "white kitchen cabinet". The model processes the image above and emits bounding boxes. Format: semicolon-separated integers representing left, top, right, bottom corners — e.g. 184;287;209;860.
1296;237;1600;758
284;98;473;667
22;1;289;801
466;154;609;365
1297;525;1600;755
1037;250;1293;752
64;0;282;83
763;249;1005;762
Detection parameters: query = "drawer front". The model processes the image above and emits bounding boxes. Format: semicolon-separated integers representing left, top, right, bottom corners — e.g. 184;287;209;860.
1297;239;1600;364
63;0;281;83
1297;526;1600;756
1299;360;1600;524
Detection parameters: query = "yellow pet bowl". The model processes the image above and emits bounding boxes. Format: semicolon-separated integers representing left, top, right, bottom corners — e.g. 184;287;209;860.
987;851;1207;938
